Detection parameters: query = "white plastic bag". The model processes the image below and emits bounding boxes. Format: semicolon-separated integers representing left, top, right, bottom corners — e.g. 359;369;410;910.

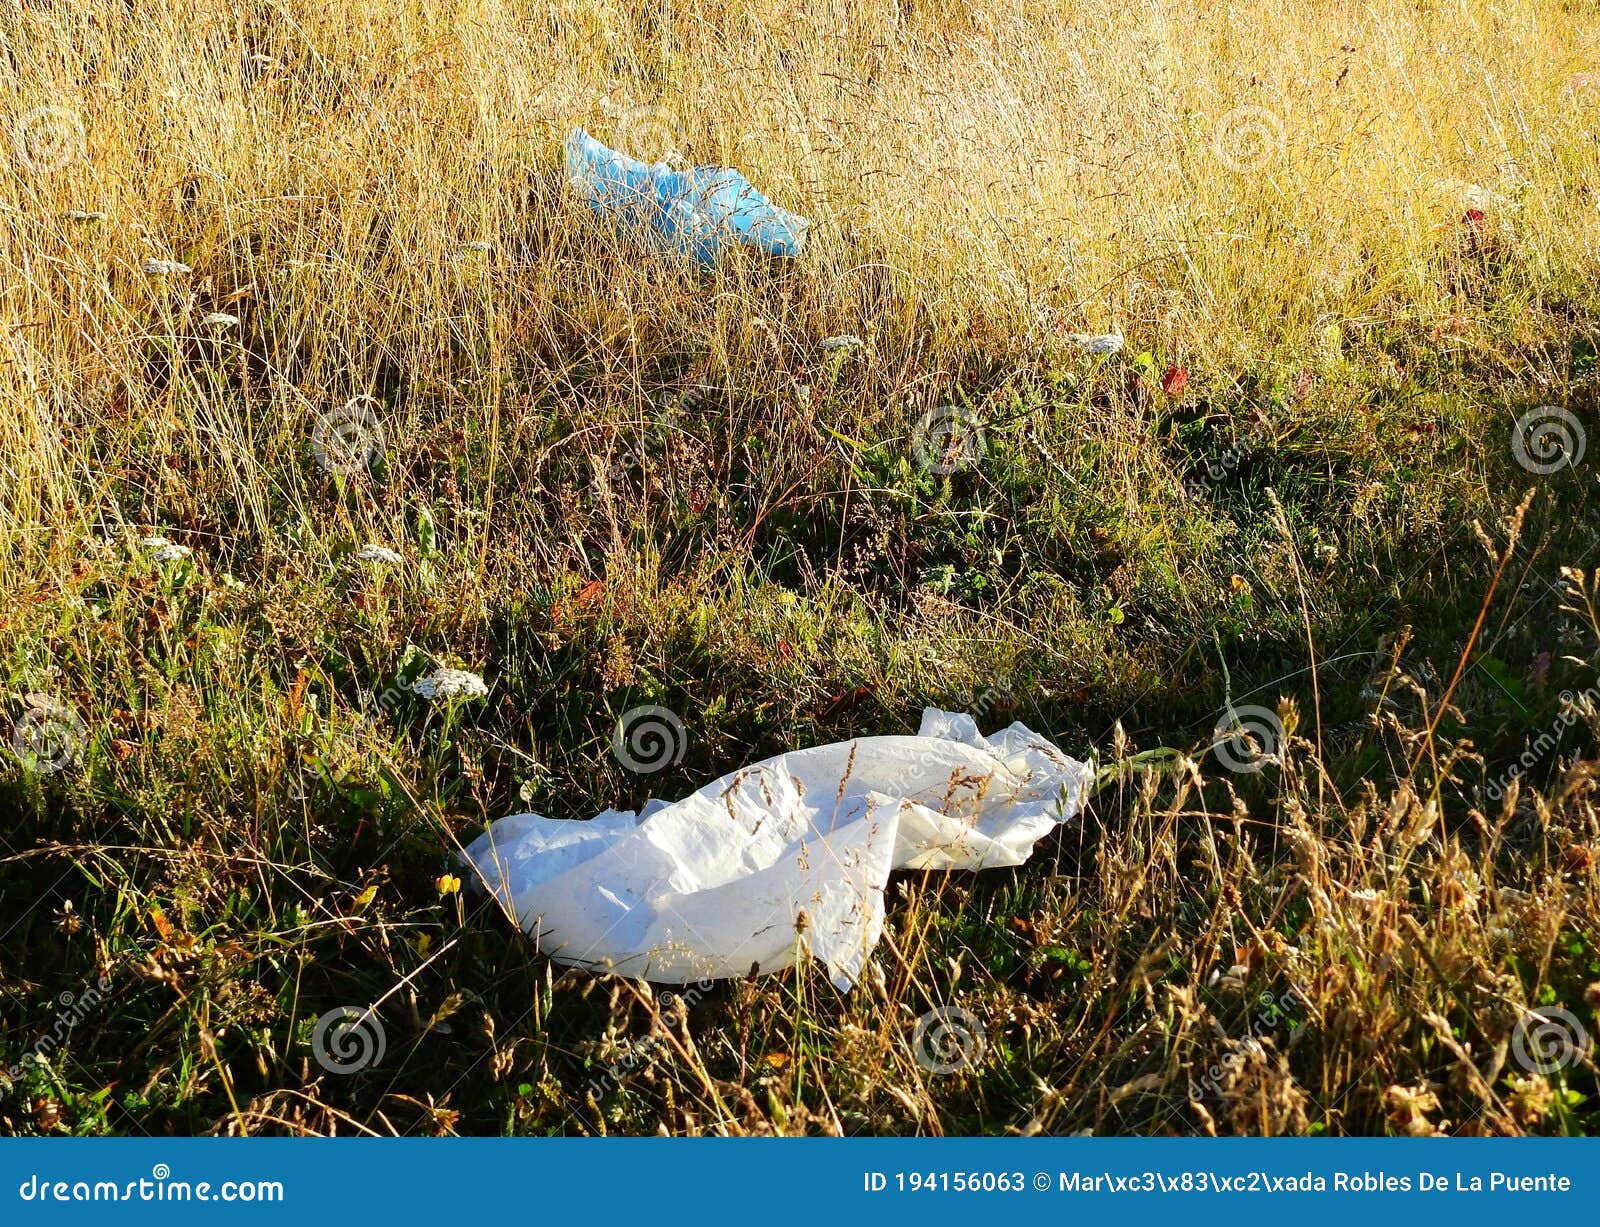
461;709;1091;989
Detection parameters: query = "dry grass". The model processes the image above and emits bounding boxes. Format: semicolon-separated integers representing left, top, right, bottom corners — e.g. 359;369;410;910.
1;0;1598;1135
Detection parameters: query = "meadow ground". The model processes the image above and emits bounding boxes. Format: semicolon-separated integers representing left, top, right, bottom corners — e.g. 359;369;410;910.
1;0;1598;1135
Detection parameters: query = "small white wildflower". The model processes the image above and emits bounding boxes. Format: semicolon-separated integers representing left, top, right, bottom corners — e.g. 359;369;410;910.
355;544;403;565
201;312;239;329
412;668;488;702
142;258;191;276
820;334;863;352
140;535;192;563
1064;331;1124;355
63;210;107;222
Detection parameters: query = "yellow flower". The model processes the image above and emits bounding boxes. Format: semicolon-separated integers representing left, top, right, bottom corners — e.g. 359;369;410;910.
436;873;461;896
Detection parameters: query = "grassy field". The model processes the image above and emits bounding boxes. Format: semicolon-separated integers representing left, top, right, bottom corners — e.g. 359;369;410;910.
2;0;1599;1135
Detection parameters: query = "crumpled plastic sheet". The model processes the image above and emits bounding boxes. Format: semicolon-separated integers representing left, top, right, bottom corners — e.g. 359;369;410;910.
461;710;1092;990
564;127;809;266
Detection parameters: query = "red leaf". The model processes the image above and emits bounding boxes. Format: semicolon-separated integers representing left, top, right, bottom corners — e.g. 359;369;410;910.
1160;364;1188;396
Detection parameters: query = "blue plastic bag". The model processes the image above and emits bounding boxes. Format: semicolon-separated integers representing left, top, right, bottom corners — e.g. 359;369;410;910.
564;128;809;266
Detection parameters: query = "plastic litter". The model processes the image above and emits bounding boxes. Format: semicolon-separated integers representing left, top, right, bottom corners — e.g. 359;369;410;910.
461;709;1091;990
564;127;809;266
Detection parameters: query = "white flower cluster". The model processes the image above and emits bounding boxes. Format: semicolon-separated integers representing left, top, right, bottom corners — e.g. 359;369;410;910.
354;544;403;564
1063;331;1124;355
412;668;487;702
140;536;191;563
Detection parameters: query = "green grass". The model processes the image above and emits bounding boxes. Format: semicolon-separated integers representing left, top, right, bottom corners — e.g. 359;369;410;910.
4;324;1599;1134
